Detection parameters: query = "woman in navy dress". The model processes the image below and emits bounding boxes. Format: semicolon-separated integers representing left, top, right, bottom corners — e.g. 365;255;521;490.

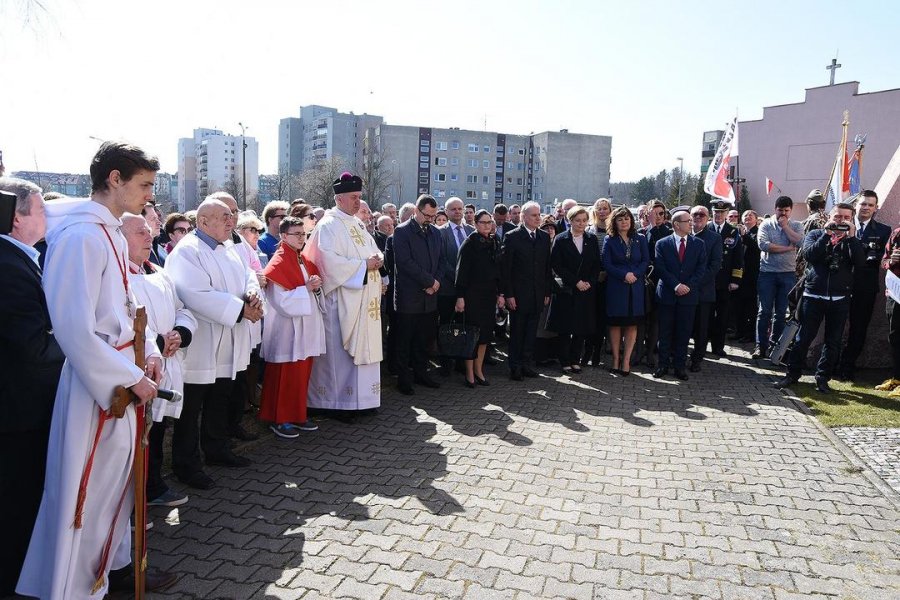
602;206;649;376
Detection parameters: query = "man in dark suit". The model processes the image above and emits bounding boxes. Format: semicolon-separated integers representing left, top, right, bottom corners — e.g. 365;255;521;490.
392;194;444;394
437;197;475;375
502;202;552;380
638;200;673;368
688;205;723;372
493;203;516;242
554;199;578;234
708;201;743;358
373;214;393;252
0;179;65;596
838;190;893;380
654;209;708;380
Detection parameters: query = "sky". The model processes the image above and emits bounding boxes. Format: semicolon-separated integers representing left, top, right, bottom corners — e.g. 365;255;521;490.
1;0;899;182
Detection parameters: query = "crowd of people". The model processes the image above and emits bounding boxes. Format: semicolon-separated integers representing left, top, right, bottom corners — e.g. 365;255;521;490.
1;140;897;598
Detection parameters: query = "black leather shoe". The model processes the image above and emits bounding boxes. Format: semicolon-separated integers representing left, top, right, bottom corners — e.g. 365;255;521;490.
774;375;799;389
510;369;523;381
178;471;215;490
674;369;689;381
108;566;179;593
230;427;259;441
653;367;669;378
414;375;441;388
464;379;475;389
522;367;539;378
475;376;490;386
815;376;832;394
206;452;251;468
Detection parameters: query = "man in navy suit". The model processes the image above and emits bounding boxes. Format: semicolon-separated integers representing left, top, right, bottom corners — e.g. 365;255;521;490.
0;179;64;596
436;197;475;375
392;194;444;394
653;209;708;380
837;190;892;380
688;205;723;372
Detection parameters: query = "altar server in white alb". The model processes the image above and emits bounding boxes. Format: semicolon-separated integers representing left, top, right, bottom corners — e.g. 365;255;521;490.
121;213;197;508
17;142;166;599
304;172;384;411
164;198;262;490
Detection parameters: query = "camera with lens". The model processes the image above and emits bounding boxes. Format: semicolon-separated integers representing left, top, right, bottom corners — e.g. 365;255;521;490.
864;240;881;264
825;222;850;233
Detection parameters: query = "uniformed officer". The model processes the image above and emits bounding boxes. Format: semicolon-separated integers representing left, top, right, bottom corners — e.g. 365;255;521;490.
709;200;743;357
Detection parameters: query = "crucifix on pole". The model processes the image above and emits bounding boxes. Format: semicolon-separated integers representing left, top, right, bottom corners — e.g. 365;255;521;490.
826;58;841;86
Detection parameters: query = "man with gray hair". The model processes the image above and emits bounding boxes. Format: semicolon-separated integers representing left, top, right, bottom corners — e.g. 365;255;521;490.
555;198;578;233
0;178;64;597
165;197;263;489
381;202;398;225
398;202;416;223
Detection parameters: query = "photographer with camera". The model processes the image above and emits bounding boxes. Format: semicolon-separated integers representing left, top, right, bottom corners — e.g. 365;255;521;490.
775;203;865;393
837;190;891;380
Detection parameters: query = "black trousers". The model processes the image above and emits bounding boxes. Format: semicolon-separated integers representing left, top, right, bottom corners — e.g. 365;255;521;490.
173;377;235;478
658;303;697;370
558;334;585;367
735;283;758;339
709;290;731;353
437;295;459;366
147;417;169;501
787;297;850;379
690;302;713;360
0;429;50;595
394;311;437;385
839;285;878;375
508;307;540;371
229;369;249;432
887;296;900;380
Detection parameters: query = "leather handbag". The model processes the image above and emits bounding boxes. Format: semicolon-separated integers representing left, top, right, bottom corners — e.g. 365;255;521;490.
438;314;480;359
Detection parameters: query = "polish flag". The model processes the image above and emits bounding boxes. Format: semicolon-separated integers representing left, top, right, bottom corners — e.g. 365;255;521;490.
765;178;774;196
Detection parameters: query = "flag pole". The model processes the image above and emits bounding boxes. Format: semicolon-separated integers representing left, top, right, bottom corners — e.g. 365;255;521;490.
823;110;850;206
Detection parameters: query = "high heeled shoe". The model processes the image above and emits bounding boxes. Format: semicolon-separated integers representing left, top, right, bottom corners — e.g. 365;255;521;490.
475;376;490;386
464;379;476;389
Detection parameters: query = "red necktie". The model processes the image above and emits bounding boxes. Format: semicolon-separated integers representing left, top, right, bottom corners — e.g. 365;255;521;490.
678;237;686;262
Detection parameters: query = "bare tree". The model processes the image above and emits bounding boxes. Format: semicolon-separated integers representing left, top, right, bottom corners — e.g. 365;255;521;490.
361;139;397;208
221;173;259;212
295;156;348;208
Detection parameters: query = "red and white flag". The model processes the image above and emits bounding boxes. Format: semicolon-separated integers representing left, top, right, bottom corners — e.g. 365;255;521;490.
704;117;738;204
765;178;774;195
824;112;851;210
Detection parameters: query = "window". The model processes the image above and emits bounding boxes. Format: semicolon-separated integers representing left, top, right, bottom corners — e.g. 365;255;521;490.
518;149;525;155
483;145;490;153
506;192;512;200
434;173;446;182
419;160;429;168
497;146;504;154
466;175;478;184
482;176;489;184
496;161;504;169
434;157;447;166
434;189;446;198
421;140;430;146
517;162;525;170
420;145;429;153
507;162;513;169
467;159;479;168
451;157;459;166
482;160;490;169
467;143;479;152
435;141;448;151
466;190;477;199
450;173;458;181
516;178;523;185
482;191;489;200
516;192;522;201
449;189;457;196
451;141;460;150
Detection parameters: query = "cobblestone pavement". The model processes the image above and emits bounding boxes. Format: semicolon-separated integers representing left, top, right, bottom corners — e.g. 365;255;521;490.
146;346;900;600
832;427;900;495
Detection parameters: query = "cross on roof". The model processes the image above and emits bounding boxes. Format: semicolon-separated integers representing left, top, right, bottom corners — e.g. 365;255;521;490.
826;58;842;86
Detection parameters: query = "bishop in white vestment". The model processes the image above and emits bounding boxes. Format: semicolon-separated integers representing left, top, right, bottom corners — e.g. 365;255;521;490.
305;173;384;411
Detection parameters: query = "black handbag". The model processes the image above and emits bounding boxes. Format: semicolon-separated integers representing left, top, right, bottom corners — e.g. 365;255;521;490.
438;314;480;359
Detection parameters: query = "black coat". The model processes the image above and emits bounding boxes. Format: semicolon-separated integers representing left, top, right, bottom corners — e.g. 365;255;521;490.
741;225;761;290
455;233;502;343
501;225;552;313
392;219;443;314
0;238;65;433
713;222;744;290
547;231;601;335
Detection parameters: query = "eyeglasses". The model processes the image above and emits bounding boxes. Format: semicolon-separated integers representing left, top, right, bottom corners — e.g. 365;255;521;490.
243;228;264;235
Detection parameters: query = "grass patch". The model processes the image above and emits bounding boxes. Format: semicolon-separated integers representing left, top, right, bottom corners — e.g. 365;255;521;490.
794;369;900;427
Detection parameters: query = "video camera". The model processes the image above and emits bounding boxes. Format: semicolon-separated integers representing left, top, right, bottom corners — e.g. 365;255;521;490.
825;222;851;233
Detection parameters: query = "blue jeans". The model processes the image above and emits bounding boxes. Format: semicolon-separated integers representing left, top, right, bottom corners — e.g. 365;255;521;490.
756;271;796;351
787;296;850;379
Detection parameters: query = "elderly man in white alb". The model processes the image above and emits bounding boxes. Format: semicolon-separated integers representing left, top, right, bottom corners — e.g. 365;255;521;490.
164;198;262;490
305;172;384;413
120;213;197;508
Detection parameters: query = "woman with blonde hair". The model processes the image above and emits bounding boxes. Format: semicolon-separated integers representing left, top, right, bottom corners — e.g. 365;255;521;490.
581;198;612;366
602;206;649;375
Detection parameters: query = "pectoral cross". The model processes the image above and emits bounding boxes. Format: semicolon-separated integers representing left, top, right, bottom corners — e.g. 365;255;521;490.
826;58;841;86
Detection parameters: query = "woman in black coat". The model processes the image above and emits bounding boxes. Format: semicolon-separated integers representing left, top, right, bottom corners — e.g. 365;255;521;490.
455;210;505;387
547;206;601;374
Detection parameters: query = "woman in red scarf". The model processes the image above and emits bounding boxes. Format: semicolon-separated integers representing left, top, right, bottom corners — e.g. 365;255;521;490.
260;217;327;438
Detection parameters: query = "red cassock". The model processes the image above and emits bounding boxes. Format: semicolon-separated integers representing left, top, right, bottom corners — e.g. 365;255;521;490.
259;241;321;424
